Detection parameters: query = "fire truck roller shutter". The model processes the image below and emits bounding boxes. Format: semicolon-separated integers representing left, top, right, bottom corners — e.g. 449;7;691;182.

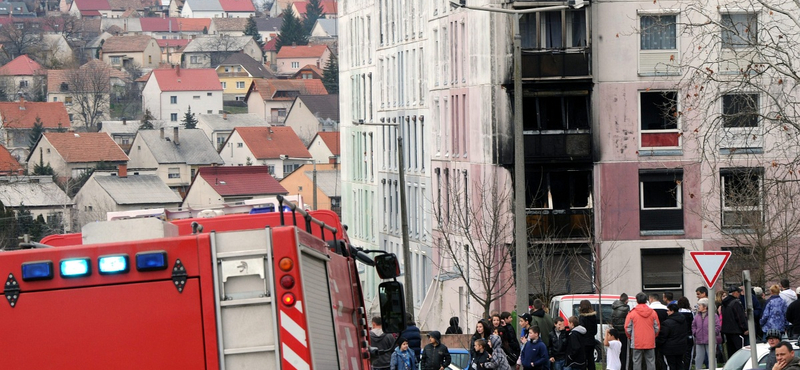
300;247;340;367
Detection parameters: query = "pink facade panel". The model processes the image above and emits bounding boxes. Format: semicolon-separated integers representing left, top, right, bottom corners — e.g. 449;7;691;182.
641;132;680;147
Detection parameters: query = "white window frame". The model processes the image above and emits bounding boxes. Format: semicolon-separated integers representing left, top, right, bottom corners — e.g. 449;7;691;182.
639;177;683;210
639;90;681;149
720;168;763;228
167;168;180;179
236;81;245;89
720;11;758;49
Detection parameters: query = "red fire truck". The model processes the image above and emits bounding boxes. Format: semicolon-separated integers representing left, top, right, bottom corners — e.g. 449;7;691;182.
0;196;405;370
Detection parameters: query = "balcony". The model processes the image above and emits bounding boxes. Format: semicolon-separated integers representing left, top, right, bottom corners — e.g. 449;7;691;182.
524;131;592;162
522;49;591;79
527;210;592;240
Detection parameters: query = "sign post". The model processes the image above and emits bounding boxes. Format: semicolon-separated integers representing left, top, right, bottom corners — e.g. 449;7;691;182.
690;251;732;370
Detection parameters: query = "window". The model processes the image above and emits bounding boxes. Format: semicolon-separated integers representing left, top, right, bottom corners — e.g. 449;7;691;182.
168;168;180;179
19;80;28;88
207;92;212;96
640;15;677;50
640;91;679;148
170;113;178;121
520;10;587;49
64;96;73;106
639;169;684;232
291;61;300;68
721;13;757;49
270;108;287;123
207;110;212;114
641;249;684;294
236;81;245;89
190;56;199;64
283;163;300;174
721;168;763;228
522;95;590;131
52;97;58;102
526;170;592;210
221;82;227;89
722;94;759;127
60;82;69;91
170;96;177;104
267;165;275;175
111;56;121;65
193;95;200;100
237;142;243;148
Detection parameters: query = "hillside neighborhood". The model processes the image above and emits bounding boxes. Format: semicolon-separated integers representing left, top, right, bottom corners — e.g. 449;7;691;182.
0;0;341;243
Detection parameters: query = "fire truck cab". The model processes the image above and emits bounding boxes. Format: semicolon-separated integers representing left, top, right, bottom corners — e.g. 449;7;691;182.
0;200;404;370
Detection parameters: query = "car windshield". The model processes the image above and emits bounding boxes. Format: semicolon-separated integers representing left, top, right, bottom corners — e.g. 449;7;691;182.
451;353;470;369
724;348;754;370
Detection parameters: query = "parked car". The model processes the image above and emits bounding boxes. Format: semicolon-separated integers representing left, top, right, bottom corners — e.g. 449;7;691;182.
720;342;800;370
549;294;636;362
448;348;470;370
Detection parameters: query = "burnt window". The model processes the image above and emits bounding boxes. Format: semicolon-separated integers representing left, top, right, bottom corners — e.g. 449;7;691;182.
641;91;678;130
639;169;683;232
526;169;592;210
720;167;763;228
523;95;590;131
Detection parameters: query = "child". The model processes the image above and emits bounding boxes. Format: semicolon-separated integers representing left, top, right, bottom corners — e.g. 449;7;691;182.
390;337;417;370
518;326;550;370
565;316;586;370
604;329;622;370
472;338;491;369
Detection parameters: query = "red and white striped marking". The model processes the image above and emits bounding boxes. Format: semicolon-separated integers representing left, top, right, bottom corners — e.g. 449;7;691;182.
279;300;312;370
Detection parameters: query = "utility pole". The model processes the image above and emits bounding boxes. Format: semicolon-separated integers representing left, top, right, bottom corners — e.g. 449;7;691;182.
312;161;317;210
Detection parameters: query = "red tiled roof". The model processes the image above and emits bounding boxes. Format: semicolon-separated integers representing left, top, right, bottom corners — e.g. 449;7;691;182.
263;37;277;52
0;101;71;129
102;35;156;53
249;79;327;101
81;9;101;15
0;55;43;76
219;0;255;12
44;132;128;163
177;18;211;32
198;166;287;196
316;132;339;156
73;0;110;11
139;17;178;32
292;0;337;16
276;44;328;59
151;68;222;92
293;64;323;79
157;39;190;48
0;145;23;174
46;60;128;94
236;126;310;160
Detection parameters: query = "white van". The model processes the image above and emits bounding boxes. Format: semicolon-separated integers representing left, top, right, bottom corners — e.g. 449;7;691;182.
549;294;636;361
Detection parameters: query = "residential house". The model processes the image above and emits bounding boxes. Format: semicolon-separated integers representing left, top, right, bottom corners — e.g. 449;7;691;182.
84;32;113;60
0;100;71;162
263;38;278;69
292;64;323;80
0;2;35;17
306;131;339;164
73;169;182;228
127;127;223;197
208;17;247;36
292;0;338;19
310;18;337;41
220;126;311;179
218;0;255;17
275;44;331;75
0;176;73;232
0;145;23;174
180;0;221;18
69;0;112;18
215;52;272;101
0;55;44;101
139;17;211;40
283;94;339;144
181;35;262;69
141;66;223;122
100;119;139;152
168;0;182;17
36;35;74;67
156;39;189;65
46;60;130;129
27;132;128;181
255;17;282;42
70;0;157;19
279;163;340;215
100;18;142;34
182;165;287;208
101;35;161;70
268;0;292;17
195;113;268;150
245;78;327;124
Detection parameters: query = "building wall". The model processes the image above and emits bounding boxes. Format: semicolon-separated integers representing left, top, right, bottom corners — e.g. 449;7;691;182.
279;164;336;211
283;103;320;145
182;175;223;208
102;41;161;69
220;129;303;178
159;90;223;122
276;51;330;75
141;77;162;120
307;136;335;163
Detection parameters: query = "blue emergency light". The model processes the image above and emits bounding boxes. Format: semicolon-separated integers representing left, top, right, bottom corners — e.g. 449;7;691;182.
60;258;91;278
136;251;168;271
98;255;129;275
21;261;54;281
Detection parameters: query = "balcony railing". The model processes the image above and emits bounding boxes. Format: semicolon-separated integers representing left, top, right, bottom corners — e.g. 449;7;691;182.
524;131;592;162
522;49;591;79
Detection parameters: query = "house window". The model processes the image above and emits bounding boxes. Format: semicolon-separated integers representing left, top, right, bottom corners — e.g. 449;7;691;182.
291;61;300;68
65;96;73;105
640;15;677;50
720;168;763;229
168;168;180;179
221;82;227;89
237;142;243;148
519;10;587;49
170;96;177;104
207;92;212;96
639;169;683;232
270;108;287;123
52;97;58;102
526;170;592;210
283;164;300;174
19;80;28;88
60;82;68;91
170;113;178;121
111;56;121;65
641;249;684;295
267;165;275;175
236;81;245;89
721;13;757;49
722;94;759;127
190;56;199;64
193;95;200;99
640;91;679;148
522;95;590;131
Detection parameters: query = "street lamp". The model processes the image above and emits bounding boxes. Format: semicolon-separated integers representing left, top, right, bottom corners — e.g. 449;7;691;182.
352;119;415;318
449;0;583;316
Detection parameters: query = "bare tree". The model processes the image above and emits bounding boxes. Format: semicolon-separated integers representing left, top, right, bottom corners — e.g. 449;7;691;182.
432;169;515;319
64;61;120;131
0;21;43;59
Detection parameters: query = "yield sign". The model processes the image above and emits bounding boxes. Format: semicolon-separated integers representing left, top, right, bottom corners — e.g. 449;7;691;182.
690;251;732;288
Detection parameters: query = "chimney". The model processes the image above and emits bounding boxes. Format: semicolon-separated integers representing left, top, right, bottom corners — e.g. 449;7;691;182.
118;164;127;178
122;118;127;125
222;112;227;120
328;156;337;164
173;127;179;145
18;96;24;104
160;127;164;139
176;63;180;76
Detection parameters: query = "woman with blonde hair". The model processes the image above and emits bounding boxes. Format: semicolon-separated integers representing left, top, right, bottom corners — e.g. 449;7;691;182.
761;284;788;339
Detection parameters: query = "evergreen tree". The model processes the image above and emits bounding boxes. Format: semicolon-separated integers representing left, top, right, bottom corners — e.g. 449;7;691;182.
182;106;198;129
15;205;43;242
140;109;155;130
0;200;17;249
244;16;264;49
28;116;44;152
31;144;54;176
275;6;308;53
322;54;339;94
303;0;325;35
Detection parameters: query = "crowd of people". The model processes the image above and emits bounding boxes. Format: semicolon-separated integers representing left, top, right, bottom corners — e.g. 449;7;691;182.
369;281;800;370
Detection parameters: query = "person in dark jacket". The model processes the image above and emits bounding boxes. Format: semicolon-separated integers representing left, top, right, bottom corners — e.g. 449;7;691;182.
566;316;587;370
611;294;631;370
500;311;521;362
786;296;800;339
446;316;463;334
370;316;397;370
721;286;748;357
773;341;800;370
579;300;598;370
676;297;694;370
391;337;418;370
472;338;492;370
518;325;550;370
657;304;688;370
550;317;569;370
400;313;422;360
470;319;493;358
532;299;555;346
421;331;451;370
764;329;783;370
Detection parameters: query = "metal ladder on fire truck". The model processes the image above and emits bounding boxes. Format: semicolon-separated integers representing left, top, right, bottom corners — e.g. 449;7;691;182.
105;195;305;221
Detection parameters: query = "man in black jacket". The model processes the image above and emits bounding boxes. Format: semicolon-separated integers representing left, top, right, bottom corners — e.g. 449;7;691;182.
401;312;422;360
550;317;569;370
657;304;688;370
612;294;631;370
786;296;800;339
421;331;451;370
370;316;396;370
721;287;748;357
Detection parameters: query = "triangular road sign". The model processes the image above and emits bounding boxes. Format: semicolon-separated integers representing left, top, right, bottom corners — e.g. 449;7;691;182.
690;251;732;288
